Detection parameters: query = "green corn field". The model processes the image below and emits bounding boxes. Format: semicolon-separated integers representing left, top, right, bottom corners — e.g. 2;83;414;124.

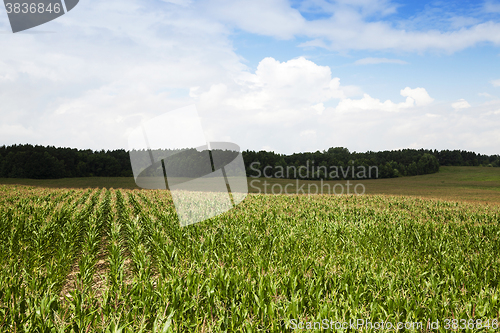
0;185;499;332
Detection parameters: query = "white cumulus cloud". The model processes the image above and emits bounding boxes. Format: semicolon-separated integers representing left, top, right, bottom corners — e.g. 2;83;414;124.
452;99;472;110
335;87;433;113
194;57;357;122
400;87;434;107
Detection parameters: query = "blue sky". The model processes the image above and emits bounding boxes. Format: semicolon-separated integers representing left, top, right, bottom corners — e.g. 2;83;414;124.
1;0;500;154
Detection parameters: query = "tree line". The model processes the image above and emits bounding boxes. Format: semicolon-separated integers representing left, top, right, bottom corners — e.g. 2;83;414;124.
0;144;498;180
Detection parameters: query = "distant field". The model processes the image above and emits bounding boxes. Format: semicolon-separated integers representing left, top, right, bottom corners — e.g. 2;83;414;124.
1;166;499;204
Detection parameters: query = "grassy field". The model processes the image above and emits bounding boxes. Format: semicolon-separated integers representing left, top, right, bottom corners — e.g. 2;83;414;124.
0;184;500;332
1;166;499;204
247;166;500;205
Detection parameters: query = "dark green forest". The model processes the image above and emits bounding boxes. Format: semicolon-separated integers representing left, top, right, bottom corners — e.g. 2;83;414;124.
0;144;498;180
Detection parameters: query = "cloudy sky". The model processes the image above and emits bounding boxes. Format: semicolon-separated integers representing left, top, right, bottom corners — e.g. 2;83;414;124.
1;0;500;155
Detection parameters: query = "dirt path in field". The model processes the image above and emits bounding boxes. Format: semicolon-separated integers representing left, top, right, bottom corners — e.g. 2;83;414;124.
60;190;111;300
59;240;109;297
59;189;156;302
92;239;110;298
